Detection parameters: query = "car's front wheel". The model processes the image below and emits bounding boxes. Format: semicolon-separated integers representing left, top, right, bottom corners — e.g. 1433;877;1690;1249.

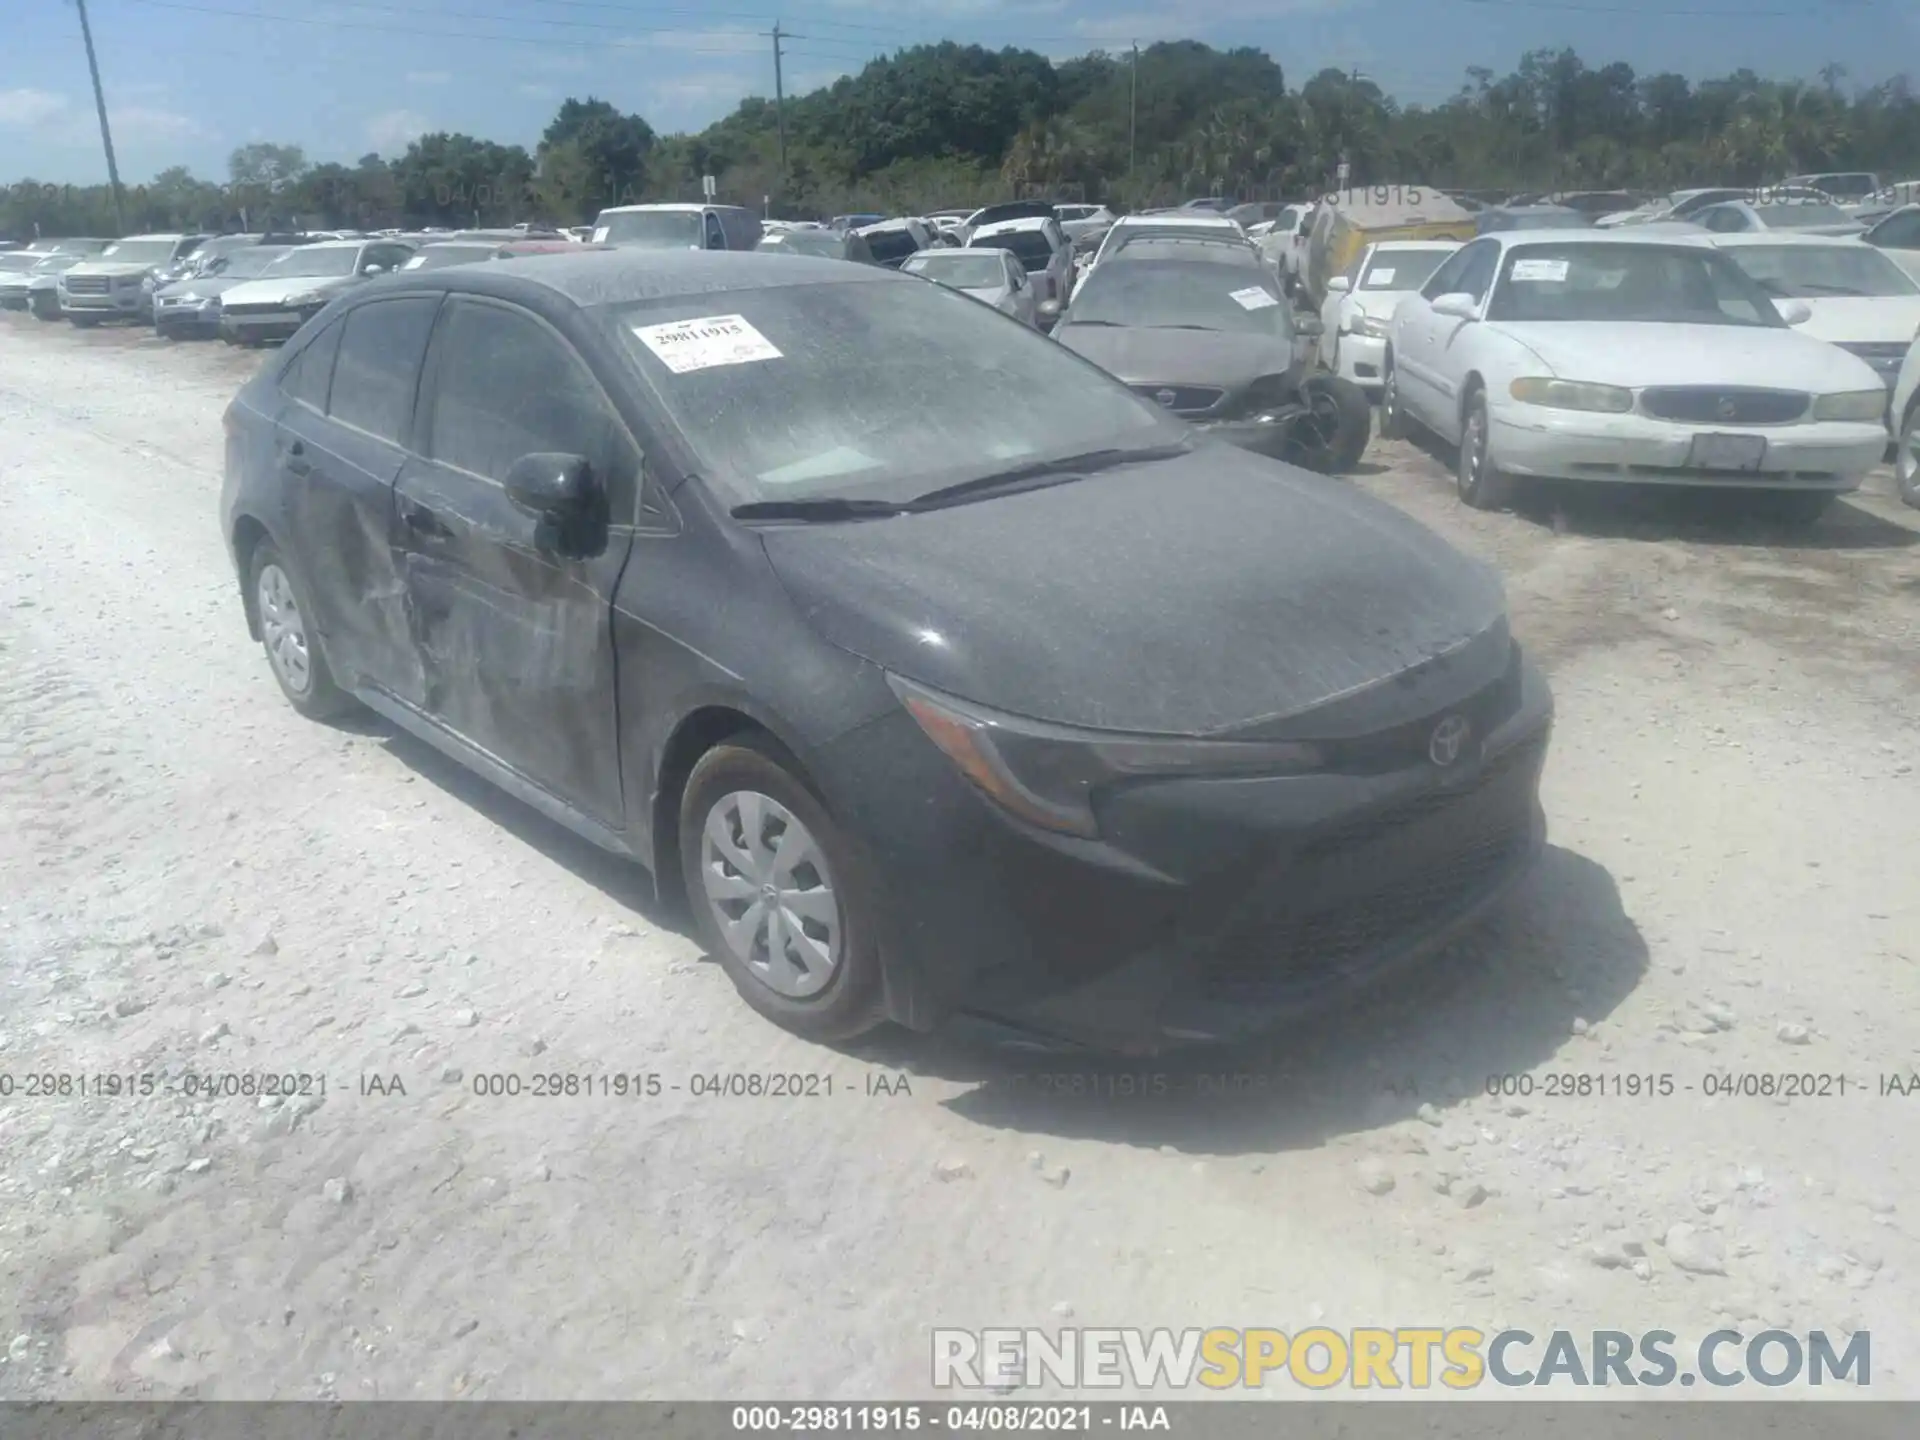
1379;353;1406;440
1457;388;1518;511
249;540;354;719
1898;402;1920;510
679;736;886;1043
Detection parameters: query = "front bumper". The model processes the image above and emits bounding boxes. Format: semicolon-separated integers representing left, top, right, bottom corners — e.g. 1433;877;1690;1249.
820;653;1553;1054
60;289;150;316
1489;403;1885;490
155;301;221;334
1334;330;1388;389
220;308;318;342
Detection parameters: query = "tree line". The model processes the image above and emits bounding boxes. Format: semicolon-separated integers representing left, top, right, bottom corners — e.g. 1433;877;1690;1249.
3;42;1914;239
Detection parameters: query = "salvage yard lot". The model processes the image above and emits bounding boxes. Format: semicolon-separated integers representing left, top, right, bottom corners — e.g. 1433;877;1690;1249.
1;309;1918;1399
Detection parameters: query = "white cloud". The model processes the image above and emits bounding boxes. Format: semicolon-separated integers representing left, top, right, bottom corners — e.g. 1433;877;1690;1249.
365;108;431;151
115;105;212;142
517;82;557;98
636;27;765;54
405;70;451;85
0;88;68;127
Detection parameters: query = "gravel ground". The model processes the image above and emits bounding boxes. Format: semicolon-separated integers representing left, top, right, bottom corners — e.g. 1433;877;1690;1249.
1;311;1917;1401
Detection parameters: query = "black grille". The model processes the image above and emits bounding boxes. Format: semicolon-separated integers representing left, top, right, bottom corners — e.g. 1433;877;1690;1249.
1132;383;1225;415
62;275;111;295
1298;732;1547;864
223;301;295;316
1639;387;1808;425
1201;825;1530;1000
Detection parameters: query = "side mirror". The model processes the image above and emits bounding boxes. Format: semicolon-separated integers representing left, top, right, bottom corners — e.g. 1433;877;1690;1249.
362;264;386;275
1326;275;1351;293
1430;292;1479;320
1776;299;1813;325
505;452;594;515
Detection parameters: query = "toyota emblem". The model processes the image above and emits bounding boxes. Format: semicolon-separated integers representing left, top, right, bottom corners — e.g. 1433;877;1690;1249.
1428;714;1471;767
1155;389;1177;407
1715;397;1739;420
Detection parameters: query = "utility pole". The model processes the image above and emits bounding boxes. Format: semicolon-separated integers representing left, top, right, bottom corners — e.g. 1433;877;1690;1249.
771;22;797;192
72;0;125;232
1128;42;1139;180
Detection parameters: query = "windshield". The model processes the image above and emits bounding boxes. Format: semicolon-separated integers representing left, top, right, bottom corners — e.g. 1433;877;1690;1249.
1487;243;1785;326
1359;248;1452;290
206;247;291;279
863;228;922;264
0;253;36;274
610;279;1176;504
1487;210;1590;231
759;231;844;258
1722;243;1917;298
403;245;494;270
902;252;1009;288
264;246;360;278
98;239;180;265
1062;260;1293;336
1807;175;1878;200
1752;203;1853;229
970;230;1053;270
595;210;701;247
32;255;81;274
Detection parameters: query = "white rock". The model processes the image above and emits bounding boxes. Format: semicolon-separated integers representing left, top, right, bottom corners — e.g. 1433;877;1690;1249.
396;981;427;999
1039;1164;1071;1188
934;1158;972;1181
7;1335;30;1359
1664;1223;1727;1275
1415;1103;1443;1127
185;1157;211;1174
206;972;231;990
1776;1023;1810;1045
322;1177;354;1204
250;930;278;956
453;1008;479;1028
199;1022;229;1045
1455;1181;1489;1209
1356;1158;1395;1195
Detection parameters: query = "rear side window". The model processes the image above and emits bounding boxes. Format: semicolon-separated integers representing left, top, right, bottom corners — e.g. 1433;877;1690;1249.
423;299;626;485
327;296;439;443
280;319;342;411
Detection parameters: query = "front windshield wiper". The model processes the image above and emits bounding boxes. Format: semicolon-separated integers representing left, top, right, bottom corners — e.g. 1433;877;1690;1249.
1058;317;1120;326
1789;282;1875;296
730;497;906;522
904;442;1193;512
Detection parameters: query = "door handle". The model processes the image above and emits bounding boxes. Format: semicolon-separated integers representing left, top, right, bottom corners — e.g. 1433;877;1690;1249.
398;498;452;538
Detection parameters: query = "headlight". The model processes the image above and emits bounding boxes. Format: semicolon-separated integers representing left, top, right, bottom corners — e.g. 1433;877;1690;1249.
889;674;1325;839
285;290;329;308
1812;389;1889;422
1352;314;1391;338
1508;377;1633;413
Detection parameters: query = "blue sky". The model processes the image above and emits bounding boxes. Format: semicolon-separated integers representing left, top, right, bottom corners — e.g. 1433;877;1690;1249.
0;0;1900;184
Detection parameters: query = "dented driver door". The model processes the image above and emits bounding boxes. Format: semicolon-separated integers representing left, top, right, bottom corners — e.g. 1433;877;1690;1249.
392;296;638;830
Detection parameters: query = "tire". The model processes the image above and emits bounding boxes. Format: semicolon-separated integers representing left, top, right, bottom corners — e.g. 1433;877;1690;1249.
31;300;61;322
678;735;886;1044
1456;387;1517;511
1378;353;1406;440
1897;402;1920;510
1286;373;1372;473
248;540;355;720
1747;490;1833;527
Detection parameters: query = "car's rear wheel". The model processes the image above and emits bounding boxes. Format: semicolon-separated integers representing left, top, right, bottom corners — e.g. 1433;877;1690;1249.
1285;373;1372;474
679;736;886;1043
1457;388;1517;511
30;295;60;321
1898;402;1920;510
249;540;354;720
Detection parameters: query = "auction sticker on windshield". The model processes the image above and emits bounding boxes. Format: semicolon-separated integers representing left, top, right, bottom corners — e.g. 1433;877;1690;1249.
631;313;784;374
1510;258;1570;282
1365;268;1396;286
1229;286;1279;310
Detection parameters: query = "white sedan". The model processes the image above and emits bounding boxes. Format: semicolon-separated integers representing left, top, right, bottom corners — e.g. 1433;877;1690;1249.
1318;240;1461;393
1381;229;1890;523
1702;232;1920;398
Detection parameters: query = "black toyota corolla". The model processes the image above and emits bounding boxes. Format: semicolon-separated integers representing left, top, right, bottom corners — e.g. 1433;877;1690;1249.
220;249;1552;1053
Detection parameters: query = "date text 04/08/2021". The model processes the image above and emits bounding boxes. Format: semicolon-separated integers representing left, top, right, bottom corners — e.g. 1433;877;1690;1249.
0;1071;916;1101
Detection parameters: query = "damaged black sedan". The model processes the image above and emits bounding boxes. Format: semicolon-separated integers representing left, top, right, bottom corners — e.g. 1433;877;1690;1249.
220;249;1551;1054
1053;249;1373;473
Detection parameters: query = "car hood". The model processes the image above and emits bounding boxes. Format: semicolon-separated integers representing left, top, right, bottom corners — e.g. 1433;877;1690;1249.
1788;295;1920;345
155;274;246;299
1055;324;1294;390
1348;289;1416;321
762;443;1511;737
64;260;157;279
960;283;1013;305
220;274;355;305
1486;321;1885;391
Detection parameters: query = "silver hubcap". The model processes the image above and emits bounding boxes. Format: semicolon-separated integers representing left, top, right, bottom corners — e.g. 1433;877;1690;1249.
257;563;311;695
1462;410;1486;493
1383;368;1397;420
699;791;841;998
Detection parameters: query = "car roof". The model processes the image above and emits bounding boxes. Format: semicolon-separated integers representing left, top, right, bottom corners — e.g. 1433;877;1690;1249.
1089;255;1278;282
971;216;1054;237
113;233;196;242
368;247;898;309
1113;212;1239;230
1494;228;1711;248
1110;236;1257;261
1702;231;1871;247
300;238;379;250
598;203;709;215
1368;239;1463;252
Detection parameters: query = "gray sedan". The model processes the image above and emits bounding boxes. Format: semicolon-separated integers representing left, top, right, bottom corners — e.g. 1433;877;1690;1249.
899;248;1038;326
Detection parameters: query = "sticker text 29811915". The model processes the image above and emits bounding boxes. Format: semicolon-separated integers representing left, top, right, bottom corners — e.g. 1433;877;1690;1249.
631;313;784;374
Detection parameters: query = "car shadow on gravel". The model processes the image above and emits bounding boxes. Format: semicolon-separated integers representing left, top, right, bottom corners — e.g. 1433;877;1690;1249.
847;844;1648;1157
